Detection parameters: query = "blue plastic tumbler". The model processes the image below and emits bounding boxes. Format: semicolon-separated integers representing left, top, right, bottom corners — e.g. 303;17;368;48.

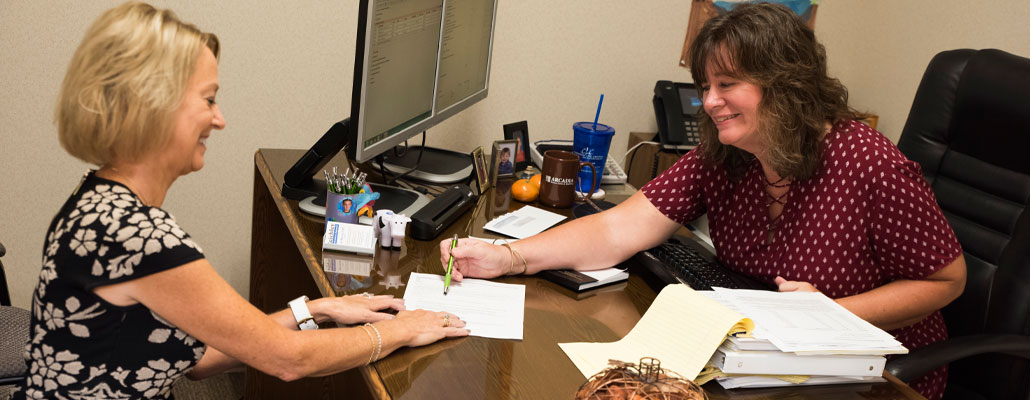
572;121;615;193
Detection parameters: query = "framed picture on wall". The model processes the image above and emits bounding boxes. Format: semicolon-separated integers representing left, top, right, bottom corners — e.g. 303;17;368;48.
680;0;818;67
470;146;490;195
489;139;518;183
502;121;532;170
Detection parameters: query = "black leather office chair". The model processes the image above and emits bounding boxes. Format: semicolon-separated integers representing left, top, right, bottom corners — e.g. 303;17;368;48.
0;241;30;387
885;49;1030;400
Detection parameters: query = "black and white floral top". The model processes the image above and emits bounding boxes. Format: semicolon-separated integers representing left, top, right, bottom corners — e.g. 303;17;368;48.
13;171;207;399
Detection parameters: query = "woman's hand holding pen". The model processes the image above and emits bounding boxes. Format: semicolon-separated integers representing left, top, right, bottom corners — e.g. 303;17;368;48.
309;294;404;325
437;238;513;281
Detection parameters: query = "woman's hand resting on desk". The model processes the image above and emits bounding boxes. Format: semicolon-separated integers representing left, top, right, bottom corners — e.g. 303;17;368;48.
437;238;515;281
774;276;820;293
308;294;405;325
381;309;470;347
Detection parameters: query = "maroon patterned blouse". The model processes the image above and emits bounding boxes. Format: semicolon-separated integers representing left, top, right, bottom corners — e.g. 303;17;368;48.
641;120;961;399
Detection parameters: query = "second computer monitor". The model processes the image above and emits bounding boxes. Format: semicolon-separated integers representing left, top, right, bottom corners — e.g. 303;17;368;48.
349;0;497;164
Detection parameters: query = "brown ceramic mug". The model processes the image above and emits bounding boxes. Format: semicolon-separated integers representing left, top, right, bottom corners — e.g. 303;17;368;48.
539;150;597;208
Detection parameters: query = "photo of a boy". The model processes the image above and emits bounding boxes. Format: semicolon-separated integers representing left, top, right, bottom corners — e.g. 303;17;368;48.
497;147;513;175
340;198;355;215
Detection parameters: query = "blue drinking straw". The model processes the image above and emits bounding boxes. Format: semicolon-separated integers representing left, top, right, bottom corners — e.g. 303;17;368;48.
592;94;604;131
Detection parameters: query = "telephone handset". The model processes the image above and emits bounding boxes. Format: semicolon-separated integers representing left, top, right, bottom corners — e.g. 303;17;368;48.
652;80;703;150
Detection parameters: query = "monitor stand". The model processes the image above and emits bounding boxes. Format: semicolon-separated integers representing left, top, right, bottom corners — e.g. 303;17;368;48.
379;146;474;183
297;180;430;224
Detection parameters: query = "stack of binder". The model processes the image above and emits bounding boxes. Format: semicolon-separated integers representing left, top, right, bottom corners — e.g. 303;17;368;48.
557;285;907;390
698;289;908;389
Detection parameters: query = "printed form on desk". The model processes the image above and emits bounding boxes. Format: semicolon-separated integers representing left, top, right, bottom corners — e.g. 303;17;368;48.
559;284;754;381
708;288;906;355
403;272;525;340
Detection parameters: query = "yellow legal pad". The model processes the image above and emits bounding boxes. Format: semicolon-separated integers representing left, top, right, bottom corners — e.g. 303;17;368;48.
559;284;754;381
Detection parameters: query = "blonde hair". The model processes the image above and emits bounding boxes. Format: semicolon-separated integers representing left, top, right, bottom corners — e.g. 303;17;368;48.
56;2;220;165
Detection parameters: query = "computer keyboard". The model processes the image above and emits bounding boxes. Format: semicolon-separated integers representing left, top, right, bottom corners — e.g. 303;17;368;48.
633;236;770;291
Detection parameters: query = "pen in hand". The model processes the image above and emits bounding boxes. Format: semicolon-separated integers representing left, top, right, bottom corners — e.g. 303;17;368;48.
444;234;458;295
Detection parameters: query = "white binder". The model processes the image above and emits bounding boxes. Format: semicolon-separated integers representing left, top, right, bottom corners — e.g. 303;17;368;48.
712;345;886;377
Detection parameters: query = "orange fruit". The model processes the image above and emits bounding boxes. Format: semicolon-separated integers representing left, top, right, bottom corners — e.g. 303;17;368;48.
529;174;541;188
511;179;540;202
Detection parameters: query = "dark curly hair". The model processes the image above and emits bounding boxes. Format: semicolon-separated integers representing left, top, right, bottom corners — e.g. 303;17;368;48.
688;2;862;180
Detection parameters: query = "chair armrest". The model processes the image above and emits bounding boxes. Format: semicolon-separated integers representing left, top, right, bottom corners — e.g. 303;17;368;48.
886;334;1030;382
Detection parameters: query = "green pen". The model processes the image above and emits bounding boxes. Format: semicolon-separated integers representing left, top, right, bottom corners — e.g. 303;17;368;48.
443;234;458;295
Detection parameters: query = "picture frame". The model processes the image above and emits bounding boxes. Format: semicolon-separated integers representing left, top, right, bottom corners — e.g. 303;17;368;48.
470;146;490;195
502;121;532;170
489;139;518;183
679;0;817;68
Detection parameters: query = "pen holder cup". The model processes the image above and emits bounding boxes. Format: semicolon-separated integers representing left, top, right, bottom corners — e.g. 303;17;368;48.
326;191;360;224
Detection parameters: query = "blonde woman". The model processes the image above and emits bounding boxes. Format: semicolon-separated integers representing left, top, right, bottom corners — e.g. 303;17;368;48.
14;3;467;399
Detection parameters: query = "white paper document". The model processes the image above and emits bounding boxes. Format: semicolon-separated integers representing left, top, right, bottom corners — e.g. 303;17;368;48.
581;268;627;282
710;288;907;355
402;272;525;340
483;206;566;239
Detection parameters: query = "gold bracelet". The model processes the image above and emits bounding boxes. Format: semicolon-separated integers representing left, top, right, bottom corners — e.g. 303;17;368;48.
358;325;376;365
493;239;528;275
492;239;515;275
364;323;382;362
509;245;528;274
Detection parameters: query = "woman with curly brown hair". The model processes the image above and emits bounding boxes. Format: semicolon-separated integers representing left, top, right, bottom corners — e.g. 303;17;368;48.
441;3;964;398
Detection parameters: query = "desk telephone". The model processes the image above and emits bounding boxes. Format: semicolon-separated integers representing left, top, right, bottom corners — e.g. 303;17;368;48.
653;80;703;150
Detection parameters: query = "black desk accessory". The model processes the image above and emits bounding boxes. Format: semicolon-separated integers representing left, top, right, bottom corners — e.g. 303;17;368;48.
572;199;617;219
282;120;351;201
410;184;477;240
282;120;432;217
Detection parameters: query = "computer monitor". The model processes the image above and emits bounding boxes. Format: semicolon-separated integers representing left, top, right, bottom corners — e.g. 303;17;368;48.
281;0;497;216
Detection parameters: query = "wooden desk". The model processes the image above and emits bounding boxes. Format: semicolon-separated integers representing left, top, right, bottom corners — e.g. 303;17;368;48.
248;148;924;400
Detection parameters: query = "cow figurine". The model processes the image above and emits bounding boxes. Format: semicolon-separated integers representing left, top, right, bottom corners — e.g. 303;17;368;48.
385;214;411;249
373;209;395;246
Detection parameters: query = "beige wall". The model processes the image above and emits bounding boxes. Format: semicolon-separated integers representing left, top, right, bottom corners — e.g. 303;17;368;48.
819;1;1030;141
2;1;1028;309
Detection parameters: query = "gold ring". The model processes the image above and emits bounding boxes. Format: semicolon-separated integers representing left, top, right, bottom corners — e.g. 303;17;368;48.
442;314;451;327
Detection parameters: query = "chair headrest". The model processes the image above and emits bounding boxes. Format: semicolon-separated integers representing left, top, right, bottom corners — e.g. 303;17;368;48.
950;49;1030;174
